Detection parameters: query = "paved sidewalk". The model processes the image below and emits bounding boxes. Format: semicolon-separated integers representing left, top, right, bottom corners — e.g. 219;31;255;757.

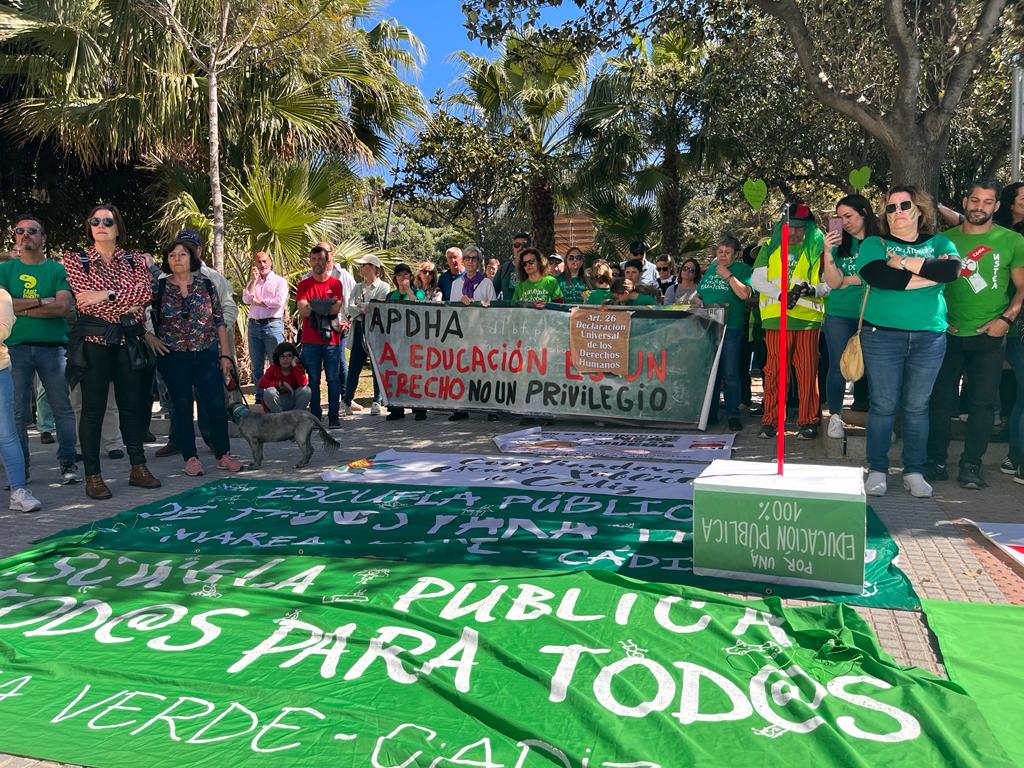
0;407;1020;766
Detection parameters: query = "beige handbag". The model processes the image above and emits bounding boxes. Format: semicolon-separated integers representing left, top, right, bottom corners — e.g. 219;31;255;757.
840;286;870;382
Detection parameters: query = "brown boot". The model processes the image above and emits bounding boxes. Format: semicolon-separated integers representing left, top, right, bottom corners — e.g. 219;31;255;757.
129;464;161;489
85;474;112;500
155;442;179;458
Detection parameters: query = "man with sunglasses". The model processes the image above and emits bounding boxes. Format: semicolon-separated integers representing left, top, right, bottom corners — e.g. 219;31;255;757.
495;232;530;300
0;215;80;485
926;179;1024;489
627;240;659;288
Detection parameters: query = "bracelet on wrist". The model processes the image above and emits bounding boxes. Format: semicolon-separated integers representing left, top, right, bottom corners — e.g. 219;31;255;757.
998;315;1013;326
220;355;233;362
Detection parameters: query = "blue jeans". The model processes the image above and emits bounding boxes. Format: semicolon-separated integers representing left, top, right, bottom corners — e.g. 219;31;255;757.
0;367;26;490
709;328;742;421
36;377;54;433
157;347;230;461
861;326;946;474
823;315;859;416
247;318;285;401
300;342;342;421
344;321;381;406
1007;334;1024;463
9;345;77;466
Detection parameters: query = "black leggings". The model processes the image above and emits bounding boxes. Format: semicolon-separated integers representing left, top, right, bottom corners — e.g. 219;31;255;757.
79;342;149;475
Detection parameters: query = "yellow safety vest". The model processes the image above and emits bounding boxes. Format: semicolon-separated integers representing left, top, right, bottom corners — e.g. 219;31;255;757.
758;244;824;323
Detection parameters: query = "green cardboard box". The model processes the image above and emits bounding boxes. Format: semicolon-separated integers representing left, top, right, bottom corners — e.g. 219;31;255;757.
692;460;866;593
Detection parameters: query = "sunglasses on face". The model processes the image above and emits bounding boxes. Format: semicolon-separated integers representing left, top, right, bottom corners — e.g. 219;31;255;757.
885;200;914;214
657;267;671;273
513;242;528;249
310;247;331;255
567;255;583;261
680;266;697;273
522;259;537;266
14;226;40;236
90;217;115;227
419;268;433;274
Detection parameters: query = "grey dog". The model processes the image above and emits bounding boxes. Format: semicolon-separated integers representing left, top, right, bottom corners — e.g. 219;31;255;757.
236;409;340;468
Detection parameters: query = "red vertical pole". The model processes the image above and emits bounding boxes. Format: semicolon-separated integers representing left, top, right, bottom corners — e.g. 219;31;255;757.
777;213;789;475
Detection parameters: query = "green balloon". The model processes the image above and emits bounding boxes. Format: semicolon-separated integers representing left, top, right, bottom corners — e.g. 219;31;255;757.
743;179;767;210
849;165;872;190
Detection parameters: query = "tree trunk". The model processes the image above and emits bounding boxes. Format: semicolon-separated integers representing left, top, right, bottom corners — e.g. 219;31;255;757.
885;118;949;197
658;144;681;255
208;64;226;274
529;177;555;256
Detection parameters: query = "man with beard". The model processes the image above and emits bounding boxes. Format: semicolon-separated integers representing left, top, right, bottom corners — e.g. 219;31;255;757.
926;179;1024;489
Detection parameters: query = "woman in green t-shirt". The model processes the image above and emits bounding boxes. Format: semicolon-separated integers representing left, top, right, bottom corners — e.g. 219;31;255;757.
557;247;589;303
857;186;960;499
513;248;563;305
694;236;752;431
584;260;614;305
821;194;880;438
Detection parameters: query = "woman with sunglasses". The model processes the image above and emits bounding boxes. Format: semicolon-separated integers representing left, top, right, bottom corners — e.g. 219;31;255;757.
857;186;961;498
655;255;676;300
557;247;589;303
145;239;242;477
414;261;442;301
512;248;563;305
821;194;880;439
63;205;161;500
664;259;701;305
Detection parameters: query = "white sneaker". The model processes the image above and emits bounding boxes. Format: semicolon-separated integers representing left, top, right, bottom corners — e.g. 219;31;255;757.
10;487;41;513
370;402;382;416
903;473;933;498
827;413;845;439
342;404;353;417
865;471;887;497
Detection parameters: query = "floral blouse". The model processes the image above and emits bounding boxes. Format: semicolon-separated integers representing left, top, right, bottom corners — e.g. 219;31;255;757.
155;276;225;352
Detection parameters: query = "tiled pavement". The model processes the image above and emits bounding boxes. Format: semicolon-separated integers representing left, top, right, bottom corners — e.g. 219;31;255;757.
0;406;1020;766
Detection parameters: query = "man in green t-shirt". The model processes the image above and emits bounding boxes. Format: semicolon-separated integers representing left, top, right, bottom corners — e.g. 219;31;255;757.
925;180;1024;489
0;214;79;485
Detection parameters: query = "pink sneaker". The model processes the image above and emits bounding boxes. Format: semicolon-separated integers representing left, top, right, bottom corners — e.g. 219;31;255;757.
216;453;242;472
184;457;204;477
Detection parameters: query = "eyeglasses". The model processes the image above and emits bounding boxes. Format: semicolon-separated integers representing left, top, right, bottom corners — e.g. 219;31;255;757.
464;255;479;261
513;242;528;249
310;247;332;255
680;266;697;273
885;200;914;214
14;226;40;236
567;255;583;261
90;217;115;227
419;268;433;274
521;259;537;266
657;267;671;273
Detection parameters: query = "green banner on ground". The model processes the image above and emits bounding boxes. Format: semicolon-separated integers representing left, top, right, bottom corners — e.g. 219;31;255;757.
363;302;725;425
0;544;1010;767
47;479;918;610
922;600;1024;767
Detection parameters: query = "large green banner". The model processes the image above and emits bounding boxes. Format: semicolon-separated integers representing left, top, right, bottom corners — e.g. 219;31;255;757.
363;302;725;425
48;479;918;610
0;543;1010;767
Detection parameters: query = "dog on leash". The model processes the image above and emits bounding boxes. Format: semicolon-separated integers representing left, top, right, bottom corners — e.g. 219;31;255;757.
236;409;340;468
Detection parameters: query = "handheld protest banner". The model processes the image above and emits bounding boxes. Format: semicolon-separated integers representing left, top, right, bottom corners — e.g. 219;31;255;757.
777;205;789;475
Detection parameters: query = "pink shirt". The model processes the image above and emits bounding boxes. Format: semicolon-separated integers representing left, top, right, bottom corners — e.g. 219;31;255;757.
242;270;289;320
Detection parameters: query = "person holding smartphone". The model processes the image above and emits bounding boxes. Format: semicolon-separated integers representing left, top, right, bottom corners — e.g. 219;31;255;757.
821;195;881;438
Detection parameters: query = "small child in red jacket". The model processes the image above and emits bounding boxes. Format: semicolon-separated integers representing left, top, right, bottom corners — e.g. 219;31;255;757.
259;342;311;413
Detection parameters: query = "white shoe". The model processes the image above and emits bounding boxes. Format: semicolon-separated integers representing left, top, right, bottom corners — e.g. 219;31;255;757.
10;487;41;513
827;413;845;439
865;471;887;497
903;473;933;498
370;402;382;416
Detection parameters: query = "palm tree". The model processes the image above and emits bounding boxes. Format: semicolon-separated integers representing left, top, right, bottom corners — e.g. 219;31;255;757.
452;34;588;255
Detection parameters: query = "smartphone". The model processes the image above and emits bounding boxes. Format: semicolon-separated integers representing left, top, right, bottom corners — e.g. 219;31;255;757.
828;217;844;238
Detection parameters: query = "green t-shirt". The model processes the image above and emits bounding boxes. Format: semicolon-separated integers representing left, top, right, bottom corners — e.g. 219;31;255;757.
585;287;611;305
387;288;426;302
943;225;1024;336
513;275;563;303
623;292;658;306
557;274;588;304
697;261;752;329
825;238;866;319
0;258;71;345
855;233;959;333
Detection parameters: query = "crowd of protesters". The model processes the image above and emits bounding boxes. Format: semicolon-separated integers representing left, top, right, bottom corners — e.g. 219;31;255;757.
0;179;1020;510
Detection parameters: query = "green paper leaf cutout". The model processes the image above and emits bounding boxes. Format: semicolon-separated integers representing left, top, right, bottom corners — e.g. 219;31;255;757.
849;165;871;190
743;178;767;210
